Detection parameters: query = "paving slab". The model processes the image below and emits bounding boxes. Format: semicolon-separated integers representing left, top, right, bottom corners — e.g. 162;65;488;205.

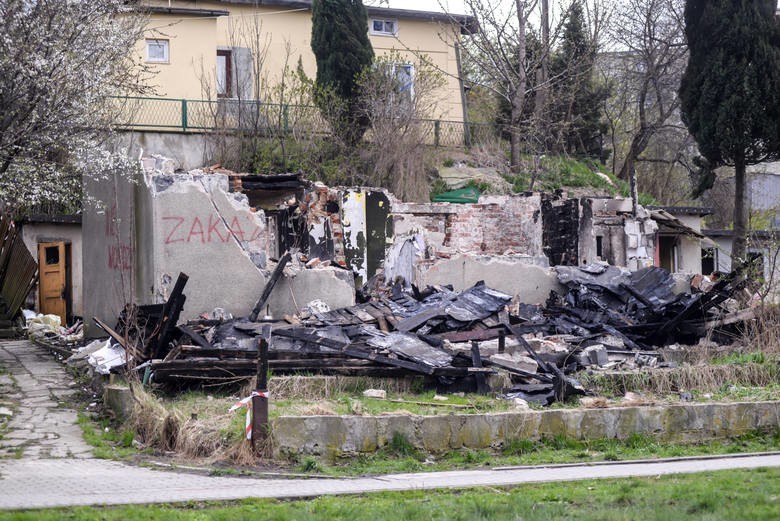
0;453;780;510
0;340;92;460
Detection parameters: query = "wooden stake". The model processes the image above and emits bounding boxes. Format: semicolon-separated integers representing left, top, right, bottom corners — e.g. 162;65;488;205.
251;325;271;454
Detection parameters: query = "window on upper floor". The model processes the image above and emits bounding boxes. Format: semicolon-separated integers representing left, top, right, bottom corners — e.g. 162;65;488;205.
146;39;169;63
370;19;398;36
216;49;232;98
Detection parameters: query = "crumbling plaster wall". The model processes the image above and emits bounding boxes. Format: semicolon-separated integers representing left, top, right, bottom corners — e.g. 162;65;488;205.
387;195;554;299
136;158;269;319
83;171;136;337
579;198;657;270
134;159;355;320
418;254;562;304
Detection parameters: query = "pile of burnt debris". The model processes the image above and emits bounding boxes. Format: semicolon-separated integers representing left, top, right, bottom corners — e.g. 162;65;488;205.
95;256;755;406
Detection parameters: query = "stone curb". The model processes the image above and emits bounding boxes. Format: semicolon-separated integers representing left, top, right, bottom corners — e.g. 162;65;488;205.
271;400;780;456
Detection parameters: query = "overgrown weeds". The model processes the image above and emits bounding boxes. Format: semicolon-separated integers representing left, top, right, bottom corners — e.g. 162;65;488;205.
581;363;780;397
738;306;780;354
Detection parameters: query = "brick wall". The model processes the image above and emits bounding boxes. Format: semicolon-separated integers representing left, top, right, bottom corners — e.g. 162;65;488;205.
443;194;544;256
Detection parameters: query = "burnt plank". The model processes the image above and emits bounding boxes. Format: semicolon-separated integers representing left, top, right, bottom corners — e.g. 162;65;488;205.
436;328;505;343
343;346;436;375
153;272;189;358
506;323;554;374
177;325;213;349
249;251;292;322
395;307;446;332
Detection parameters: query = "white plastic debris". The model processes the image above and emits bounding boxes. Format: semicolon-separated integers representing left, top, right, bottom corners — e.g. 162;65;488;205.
208;307;233;321
303;299;330;314
87;340;127;375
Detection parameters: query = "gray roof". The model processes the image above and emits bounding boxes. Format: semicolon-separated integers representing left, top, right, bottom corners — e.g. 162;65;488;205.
208;0;478;33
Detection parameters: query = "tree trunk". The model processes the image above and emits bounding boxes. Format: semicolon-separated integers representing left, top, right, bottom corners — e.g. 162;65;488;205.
533;0;550;144
511;0;528;173
732;154;748;264
510;125;522;174
618;128;652;181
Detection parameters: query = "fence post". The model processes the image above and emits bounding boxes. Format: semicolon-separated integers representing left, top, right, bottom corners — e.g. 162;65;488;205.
251;325;271;455
282;104;290;133
464;121;472;148
181;99;188;131
434;120;441;147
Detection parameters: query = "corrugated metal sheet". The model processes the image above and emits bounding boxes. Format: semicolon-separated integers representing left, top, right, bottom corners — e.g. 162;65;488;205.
0;214;38;320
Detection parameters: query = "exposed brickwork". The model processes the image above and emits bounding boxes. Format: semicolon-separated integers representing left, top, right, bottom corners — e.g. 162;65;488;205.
302;185;346;267
390;195;545;265
443;195;544;255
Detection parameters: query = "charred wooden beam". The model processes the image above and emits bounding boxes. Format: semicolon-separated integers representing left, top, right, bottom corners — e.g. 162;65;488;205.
249;252;291;322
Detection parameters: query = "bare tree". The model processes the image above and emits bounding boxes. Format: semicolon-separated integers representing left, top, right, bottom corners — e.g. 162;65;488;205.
358;52;445;201
456;0;542;172
0;0;149;214
600;0;689;204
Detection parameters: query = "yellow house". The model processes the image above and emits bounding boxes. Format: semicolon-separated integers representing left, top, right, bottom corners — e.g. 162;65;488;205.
132;0;476;128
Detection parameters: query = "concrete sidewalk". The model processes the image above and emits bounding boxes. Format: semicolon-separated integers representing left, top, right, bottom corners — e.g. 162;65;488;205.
1;453;780;509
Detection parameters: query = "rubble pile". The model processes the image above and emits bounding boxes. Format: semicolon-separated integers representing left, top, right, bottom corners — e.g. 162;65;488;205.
77;258;754;406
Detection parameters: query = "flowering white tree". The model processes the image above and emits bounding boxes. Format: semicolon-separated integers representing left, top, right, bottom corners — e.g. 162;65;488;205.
0;0;149;214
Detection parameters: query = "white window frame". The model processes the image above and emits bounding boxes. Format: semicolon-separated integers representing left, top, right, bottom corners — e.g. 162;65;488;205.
145;39;169;63
370;18;398;36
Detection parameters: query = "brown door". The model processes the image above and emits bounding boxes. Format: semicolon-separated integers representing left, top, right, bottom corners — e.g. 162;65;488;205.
38;242;67;322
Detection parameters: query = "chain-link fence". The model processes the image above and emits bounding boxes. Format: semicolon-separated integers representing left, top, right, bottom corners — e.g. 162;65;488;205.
111;97;498;148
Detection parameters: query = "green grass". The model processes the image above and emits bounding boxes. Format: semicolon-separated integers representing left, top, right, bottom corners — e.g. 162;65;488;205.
77;413;138;460
502;155;658;205
4;467;780;520
292;428;780;477
712;351;770;365
270;389;514;418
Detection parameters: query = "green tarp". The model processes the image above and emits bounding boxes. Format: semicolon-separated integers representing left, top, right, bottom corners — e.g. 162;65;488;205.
431;186;481;203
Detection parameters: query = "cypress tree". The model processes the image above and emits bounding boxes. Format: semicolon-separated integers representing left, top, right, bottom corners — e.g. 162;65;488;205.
679;0;780;262
311;0;374;144
552;3;609;160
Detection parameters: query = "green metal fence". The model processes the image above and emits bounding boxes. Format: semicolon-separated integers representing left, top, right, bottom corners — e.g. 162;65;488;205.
111;96;497;147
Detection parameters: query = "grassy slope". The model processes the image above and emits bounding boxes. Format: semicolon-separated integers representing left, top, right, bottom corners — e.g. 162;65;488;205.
437;155;659;205
4;467;779;520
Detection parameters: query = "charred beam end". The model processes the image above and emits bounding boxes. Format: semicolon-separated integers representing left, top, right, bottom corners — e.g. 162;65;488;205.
470;341;490;394
176;324;213;349
153;272;189;359
249;252;292;322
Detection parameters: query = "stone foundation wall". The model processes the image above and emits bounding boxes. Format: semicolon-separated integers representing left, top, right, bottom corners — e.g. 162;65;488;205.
271;401;780;457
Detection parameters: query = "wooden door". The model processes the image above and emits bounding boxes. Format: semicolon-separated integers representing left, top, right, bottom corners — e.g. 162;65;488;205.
38;242;67;322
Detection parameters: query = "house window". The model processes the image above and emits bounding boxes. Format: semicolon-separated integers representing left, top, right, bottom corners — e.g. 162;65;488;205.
375;62;415;114
371;19;398;36
146;39;169;63
216;50;232;98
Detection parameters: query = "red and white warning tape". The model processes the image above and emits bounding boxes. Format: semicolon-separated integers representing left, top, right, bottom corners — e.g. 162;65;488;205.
229;390;269;440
